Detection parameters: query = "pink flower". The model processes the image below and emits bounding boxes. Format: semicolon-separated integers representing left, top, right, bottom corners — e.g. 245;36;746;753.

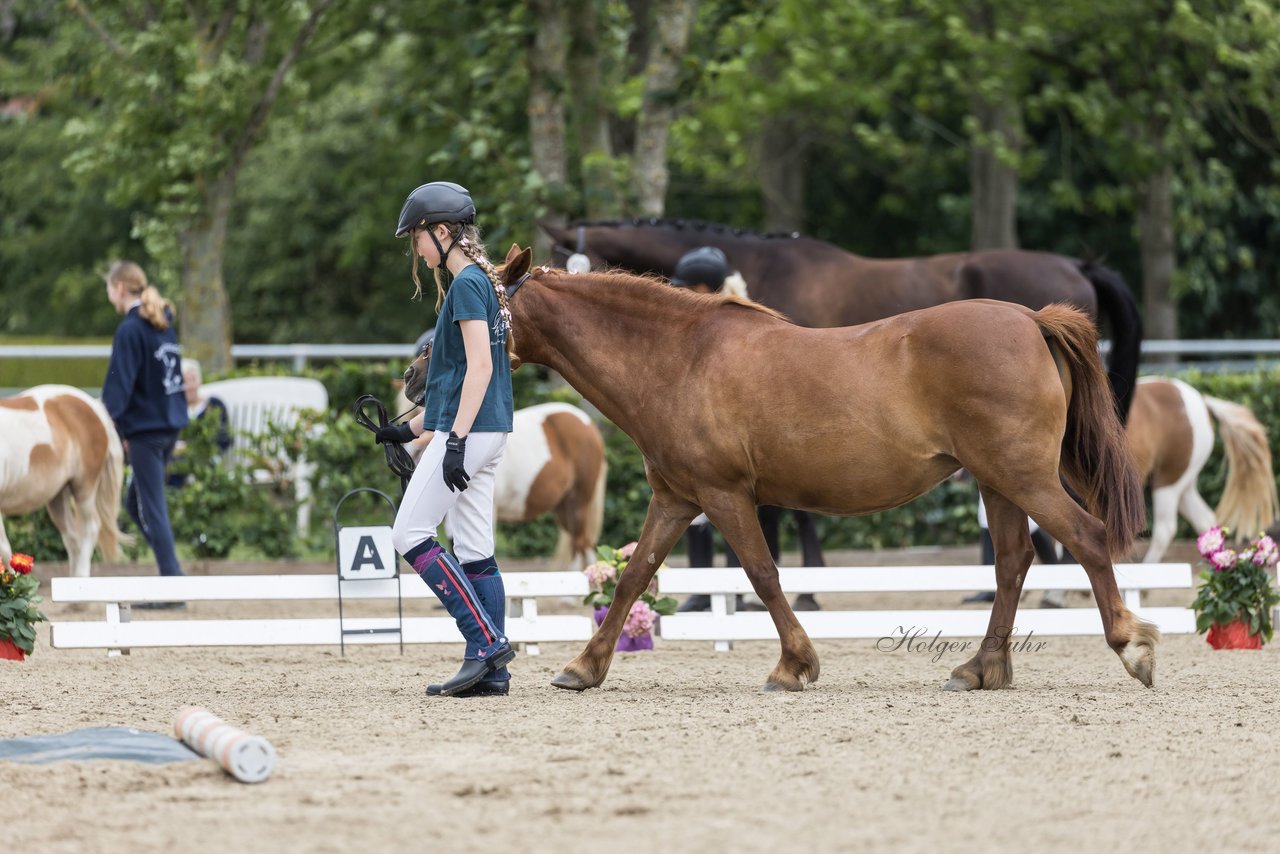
623;600;656;638
618;541;639;560
1210;548;1238;571
1252;535;1277;567
583;561;617;589
1196;527;1225;559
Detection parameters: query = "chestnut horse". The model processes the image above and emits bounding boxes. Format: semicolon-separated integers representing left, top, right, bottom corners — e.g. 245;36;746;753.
399;351;607;571
543;219;1142;418
498;245;1153;693
1126;377;1278;562
0;385;130;577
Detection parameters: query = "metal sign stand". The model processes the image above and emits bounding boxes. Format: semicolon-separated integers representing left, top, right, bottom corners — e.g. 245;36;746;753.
334;488;404;655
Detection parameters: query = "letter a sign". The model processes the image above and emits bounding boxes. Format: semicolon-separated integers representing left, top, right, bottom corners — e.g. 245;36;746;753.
338;526;398;580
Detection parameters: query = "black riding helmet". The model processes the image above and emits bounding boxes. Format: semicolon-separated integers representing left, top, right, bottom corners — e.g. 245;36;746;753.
670;246;729;290
395;181;476;237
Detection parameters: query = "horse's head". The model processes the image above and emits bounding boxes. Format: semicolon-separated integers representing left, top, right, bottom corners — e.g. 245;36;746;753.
403;337;432;406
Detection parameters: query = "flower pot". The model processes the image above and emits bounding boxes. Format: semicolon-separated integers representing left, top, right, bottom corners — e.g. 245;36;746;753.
616;631;654;652
593;606;655;653
0;637;26;661
1205;620;1263;650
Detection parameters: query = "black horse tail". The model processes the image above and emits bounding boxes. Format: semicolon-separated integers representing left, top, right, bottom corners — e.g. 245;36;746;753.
1079;261;1142;423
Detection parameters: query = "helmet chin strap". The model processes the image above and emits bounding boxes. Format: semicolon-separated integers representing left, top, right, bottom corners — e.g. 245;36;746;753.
428;224;463;269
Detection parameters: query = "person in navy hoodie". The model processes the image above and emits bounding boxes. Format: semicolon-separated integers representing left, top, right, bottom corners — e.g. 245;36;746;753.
101;260;189;598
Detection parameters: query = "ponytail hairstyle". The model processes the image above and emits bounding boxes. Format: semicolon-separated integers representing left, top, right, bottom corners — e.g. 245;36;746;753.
411;222;515;358
106;260;174;331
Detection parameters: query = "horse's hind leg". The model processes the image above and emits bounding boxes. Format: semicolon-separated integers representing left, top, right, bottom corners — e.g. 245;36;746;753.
1177;487;1216;538
550;486;696;692
945;488;1034;691
47;488;97;578
707;492;819;692
1143;485;1182;563
1029;488;1159;687
0;512;12;566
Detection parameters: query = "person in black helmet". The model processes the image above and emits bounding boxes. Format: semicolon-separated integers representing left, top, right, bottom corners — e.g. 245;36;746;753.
667;246;745;611
376;181;517;698
669;245;729;294
667;246;821;613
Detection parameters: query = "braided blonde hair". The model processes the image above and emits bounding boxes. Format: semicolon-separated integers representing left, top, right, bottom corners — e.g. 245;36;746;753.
106;260;174;331
411;223;515;358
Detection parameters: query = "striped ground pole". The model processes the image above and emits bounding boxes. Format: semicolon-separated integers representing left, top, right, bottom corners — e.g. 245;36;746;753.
174;706;276;784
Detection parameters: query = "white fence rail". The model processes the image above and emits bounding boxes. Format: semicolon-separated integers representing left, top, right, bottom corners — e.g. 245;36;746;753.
656;563;1196;652
49;572;592;656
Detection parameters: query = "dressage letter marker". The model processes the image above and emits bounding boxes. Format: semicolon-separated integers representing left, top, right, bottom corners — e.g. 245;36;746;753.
174;706;276;784
338;525;398;580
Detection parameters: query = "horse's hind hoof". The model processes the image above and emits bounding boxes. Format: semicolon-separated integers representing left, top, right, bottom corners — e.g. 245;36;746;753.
942;676;976;692
762;678;805;693
551;669;593;692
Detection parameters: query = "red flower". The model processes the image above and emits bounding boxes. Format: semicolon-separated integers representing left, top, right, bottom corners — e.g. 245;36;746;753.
9;554;33;574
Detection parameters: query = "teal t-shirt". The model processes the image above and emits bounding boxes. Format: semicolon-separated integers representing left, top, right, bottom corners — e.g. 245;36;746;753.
422;264;514;433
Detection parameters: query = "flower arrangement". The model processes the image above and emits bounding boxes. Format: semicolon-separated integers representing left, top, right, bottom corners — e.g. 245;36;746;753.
1;553;46;658
584;542;678;642
1190;527;1280;649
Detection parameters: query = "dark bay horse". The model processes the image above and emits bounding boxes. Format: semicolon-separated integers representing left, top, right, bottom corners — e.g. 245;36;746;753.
497;246;1154;694
542;219;1142;418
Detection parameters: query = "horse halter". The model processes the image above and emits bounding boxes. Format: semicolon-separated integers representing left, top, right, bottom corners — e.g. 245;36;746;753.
506;272;531;299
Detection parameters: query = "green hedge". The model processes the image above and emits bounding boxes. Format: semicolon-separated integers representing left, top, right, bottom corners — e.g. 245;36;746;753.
6;362;1277;565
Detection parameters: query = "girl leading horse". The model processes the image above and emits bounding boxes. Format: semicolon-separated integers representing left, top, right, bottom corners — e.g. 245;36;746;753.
498;245;1153;694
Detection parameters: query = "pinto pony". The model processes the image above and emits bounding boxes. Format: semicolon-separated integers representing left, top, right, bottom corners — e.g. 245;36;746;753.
400;351;606;570
498;245;1153;693
1126;377;1278;562
0;385;130;577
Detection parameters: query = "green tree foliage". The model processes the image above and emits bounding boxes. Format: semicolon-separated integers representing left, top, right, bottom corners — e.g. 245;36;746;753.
58;0;388;369
2;0;1279;342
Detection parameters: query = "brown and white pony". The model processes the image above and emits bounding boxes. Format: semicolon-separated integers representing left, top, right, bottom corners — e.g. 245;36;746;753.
1126;376;1278;561
497;245;1153;694
0;385;130;576
398;356;607;571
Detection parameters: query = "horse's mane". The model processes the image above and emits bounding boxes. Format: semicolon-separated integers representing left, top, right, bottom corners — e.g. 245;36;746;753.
538;267;791;323
571;217;803;242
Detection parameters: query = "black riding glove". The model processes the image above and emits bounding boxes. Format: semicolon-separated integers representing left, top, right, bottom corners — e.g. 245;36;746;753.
442;431;470;492
374;421;417;445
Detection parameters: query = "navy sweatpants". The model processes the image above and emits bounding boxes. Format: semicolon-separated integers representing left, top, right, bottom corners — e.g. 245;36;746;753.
125;430;184;577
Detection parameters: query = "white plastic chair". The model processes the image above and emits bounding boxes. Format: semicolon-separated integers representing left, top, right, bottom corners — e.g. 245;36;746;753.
200;377;329;536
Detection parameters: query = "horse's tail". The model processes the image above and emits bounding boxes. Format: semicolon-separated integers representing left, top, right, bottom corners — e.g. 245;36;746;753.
1036;304;1146;557
95;417;134;560
1203;395;1279;538
1078;261;1142;423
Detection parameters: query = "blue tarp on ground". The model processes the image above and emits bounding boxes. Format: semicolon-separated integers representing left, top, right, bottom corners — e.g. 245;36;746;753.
0;727;201;765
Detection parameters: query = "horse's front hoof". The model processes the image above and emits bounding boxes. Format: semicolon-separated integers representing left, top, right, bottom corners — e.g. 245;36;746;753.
550;668;594;692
